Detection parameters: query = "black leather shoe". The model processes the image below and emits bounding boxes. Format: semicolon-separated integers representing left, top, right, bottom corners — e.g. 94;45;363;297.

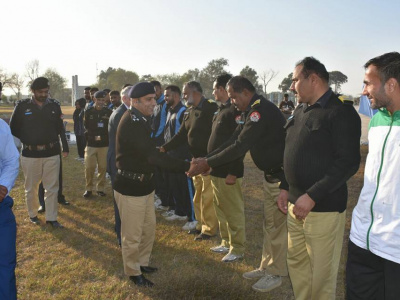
188;229;201;235
97;191;106;197
46;221;64;228
194;233;212;241
30;216;40;225
140;266;158;273
83;191;92;198
38;206;45;213
129;274;154;287
58;196;70;205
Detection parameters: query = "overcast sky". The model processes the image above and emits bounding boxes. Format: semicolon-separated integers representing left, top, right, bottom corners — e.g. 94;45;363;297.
2;0;399;96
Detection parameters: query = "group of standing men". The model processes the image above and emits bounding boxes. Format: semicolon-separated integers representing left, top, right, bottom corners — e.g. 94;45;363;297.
1;51;400;299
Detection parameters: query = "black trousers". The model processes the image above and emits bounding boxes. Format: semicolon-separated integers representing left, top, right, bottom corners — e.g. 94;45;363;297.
154;167;169;206
76;135;86;158
346;240;400;300
38;154;63;207
167;171;195;221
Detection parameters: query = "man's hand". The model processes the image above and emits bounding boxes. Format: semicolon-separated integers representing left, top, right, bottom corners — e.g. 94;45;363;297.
187;158;210;177
159;146;166;153
62;152;69;158
293;193;315;220
0;185;8;202
225;174;237;185
277;189;289;214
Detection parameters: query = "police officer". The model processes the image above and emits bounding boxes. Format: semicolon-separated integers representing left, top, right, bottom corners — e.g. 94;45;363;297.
188;76;288;292
83;90;112;198
208;74;246;262
114;82;190;287
161;81;219;241
10;77;69;228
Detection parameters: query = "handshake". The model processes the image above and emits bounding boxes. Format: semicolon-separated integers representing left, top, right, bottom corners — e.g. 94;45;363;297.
158;146;210;177
187;157;211;177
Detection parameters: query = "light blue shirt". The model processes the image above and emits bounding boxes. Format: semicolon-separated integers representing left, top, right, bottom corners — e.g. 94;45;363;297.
0;119;19;194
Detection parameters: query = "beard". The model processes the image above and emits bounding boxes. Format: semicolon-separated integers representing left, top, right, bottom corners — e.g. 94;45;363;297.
370;87;391;110
36;96;47;103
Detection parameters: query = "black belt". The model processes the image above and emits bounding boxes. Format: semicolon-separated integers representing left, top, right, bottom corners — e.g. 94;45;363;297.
117;169;153;182
24;141;59;151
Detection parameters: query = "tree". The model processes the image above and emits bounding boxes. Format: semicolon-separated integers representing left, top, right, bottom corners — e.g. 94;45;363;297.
140;74;155;82
96;67;139;90
329;71;348;93
199;58;229;97
278;73;293;93
42;68;67;101
25;59;40;88
260;69;279;95
8;73;25;100
240;66;263;94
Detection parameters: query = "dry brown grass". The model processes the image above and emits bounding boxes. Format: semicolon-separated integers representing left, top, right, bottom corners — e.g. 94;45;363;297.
3;103;367;299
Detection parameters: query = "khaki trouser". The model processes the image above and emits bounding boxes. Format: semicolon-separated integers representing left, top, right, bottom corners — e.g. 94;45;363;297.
259;180;288;276
21;155;60;221
211;176;245;255
192;174;218;236
84;146;107;192
114;190;156;276
287;203;346;300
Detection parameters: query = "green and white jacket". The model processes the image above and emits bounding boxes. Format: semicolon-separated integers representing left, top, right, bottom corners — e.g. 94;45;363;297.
350;108;400;264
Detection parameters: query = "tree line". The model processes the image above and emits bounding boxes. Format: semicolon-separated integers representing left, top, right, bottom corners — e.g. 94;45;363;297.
1;58;348;103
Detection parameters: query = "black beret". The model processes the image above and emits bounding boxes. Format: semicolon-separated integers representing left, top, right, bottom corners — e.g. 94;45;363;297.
129;82;155;98
31;77;49;90
94;91;107;98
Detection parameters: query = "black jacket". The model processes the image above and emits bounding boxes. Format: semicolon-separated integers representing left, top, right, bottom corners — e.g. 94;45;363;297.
284;90;361;212
207;94;288;189
10;98;69;158
84;106;112;147
207;99;244;178
114;107;190;197
163;98;218;158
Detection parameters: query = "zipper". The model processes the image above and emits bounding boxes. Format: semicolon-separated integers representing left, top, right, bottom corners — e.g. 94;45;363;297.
366;115;394;250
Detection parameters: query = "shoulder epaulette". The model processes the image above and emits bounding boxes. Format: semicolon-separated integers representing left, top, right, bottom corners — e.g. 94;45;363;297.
251;99;261;108
49;98;60;106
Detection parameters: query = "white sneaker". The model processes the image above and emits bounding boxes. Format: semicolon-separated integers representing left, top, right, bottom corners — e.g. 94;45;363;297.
182;221;197;231
161;210;175;218
221;252;243;262
165;214;187;221
243;269;267;280
210;245;229;253
154;198;162;208
156;205;169;211
252;274;282;292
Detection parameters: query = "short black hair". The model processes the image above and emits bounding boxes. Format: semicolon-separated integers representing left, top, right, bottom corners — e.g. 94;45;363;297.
103;88;111;93
109;90;120;96
226;76;255;93
150;81;161;88
295;57;329;83
84;87;91;91
90;87;99;93
284;93;289;97
122;83;133;89
215;74;232;89
76;98;86;107
184;81;203;94
0;82;2;92
165;85;181;96
364;52;400;85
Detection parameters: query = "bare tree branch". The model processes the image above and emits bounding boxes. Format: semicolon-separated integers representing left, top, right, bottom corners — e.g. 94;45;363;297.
259;69;279;94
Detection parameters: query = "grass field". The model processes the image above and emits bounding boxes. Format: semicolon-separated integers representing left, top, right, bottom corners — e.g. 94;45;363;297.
1;105;367;299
